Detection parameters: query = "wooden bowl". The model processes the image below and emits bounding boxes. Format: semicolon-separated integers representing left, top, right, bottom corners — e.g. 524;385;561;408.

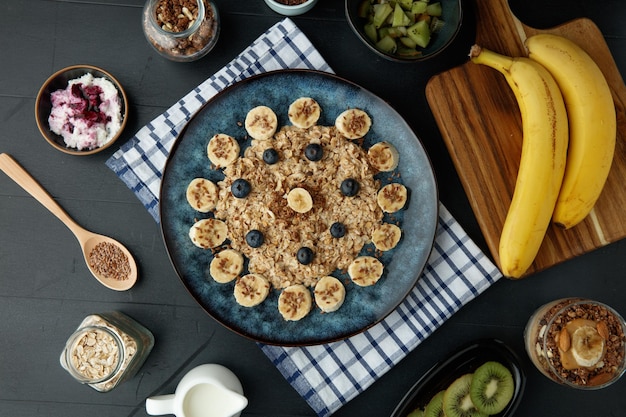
35;65;128;156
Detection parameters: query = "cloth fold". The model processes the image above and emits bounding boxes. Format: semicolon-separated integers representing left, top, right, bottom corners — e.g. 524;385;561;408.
106;18;502;417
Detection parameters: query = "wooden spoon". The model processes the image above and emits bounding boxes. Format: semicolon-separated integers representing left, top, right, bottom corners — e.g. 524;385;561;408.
0;153;137;291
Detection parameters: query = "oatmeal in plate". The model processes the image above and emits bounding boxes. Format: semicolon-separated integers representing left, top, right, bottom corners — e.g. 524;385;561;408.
215;124;384;289
187;99;407;320
159;70;438;344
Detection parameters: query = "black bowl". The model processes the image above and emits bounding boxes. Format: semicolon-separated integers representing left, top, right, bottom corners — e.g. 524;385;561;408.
345;0;464;63
35;65;128;155
390;339;525;417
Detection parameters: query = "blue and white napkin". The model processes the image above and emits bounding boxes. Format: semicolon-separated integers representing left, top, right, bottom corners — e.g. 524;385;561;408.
107;18;502;417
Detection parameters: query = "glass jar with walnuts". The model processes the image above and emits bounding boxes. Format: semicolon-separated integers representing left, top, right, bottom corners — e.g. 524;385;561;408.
142;0;220;62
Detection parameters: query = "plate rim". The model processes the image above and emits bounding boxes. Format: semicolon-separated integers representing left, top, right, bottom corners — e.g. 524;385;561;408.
159;68;439;346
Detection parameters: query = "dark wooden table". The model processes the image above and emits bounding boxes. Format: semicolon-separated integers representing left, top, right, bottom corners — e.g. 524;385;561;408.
2;1;625;416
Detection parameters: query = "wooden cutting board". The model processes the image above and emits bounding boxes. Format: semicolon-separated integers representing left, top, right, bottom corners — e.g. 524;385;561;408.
426;0;626;277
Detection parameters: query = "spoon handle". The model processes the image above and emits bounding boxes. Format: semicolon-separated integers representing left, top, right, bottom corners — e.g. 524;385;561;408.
0;153;86;238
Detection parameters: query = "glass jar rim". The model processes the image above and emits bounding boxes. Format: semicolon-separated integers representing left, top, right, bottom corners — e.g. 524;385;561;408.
542;298;626;389
64;326;125;384
150;0;205;38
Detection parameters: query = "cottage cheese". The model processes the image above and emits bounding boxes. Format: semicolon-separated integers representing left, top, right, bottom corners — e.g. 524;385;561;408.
48;73;122;150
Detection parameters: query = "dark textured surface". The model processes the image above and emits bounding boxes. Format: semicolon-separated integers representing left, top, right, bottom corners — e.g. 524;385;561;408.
1;1;625;416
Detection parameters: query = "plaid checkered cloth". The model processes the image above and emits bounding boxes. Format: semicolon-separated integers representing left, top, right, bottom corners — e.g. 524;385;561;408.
106;18;502;417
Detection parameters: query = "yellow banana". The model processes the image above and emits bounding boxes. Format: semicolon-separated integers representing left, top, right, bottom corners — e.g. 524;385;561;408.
470;46;569;278
526;34;617;229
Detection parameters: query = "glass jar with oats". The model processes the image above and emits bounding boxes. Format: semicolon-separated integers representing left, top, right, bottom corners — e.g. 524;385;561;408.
60;312;154;392
524;298;626;389
142;0;220;62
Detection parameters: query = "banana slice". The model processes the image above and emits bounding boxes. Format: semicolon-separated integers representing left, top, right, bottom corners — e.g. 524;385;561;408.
207;133;240;168
209;249;244;283
186;178;219;213
189;218;228;249
377;183;408;213
245;105;278;140
571;326;605;367
314;276;346;313
335;108;372;139
287;187;313;213
278;284;312;321
234;273;270;307
288;97;321;128
372;223;402;251
368;141;399;172
348;256;384;287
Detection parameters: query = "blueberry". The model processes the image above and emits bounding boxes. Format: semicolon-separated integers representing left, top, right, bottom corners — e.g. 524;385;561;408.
304;143;323;161
246;230;264;248
330;222;346;238
231;178;251;198
297;247;314;265
340;178;360;197
263;148;279;165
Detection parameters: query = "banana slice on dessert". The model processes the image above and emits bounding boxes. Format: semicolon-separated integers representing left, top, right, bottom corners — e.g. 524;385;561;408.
314;276;346;313
335;108;372;139
234;273;270;307
288;97;321;128
377;183;408;213
571;326;605;367
186;178;219;213
209;249;244;283
245;105;278;140
278;284;312;321
287;187;313;213
348;256;384;287
372;223;402;251
207;133;240;168
368;141;399;172
189;218;228;249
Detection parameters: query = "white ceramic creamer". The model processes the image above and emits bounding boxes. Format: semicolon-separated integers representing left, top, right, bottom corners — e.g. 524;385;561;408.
145;364;248;417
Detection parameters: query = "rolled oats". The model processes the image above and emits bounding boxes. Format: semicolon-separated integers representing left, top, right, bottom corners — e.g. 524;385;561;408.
60;312;154;392
70;327;120;381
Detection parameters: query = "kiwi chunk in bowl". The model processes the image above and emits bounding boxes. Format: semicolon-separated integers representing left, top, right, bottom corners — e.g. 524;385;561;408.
345;0;464;63
390;339;525;417
468;361;515;415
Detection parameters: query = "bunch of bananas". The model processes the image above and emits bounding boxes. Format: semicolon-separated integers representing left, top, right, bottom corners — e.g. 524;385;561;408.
470;34;617;278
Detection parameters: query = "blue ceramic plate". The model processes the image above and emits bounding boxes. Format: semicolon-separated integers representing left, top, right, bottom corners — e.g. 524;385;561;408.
389;339;526;417
160;70;438;346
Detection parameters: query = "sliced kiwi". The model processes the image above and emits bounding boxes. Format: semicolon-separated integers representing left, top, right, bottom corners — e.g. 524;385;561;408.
442;374;487;417
423;390;445;417
469;361;515;415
